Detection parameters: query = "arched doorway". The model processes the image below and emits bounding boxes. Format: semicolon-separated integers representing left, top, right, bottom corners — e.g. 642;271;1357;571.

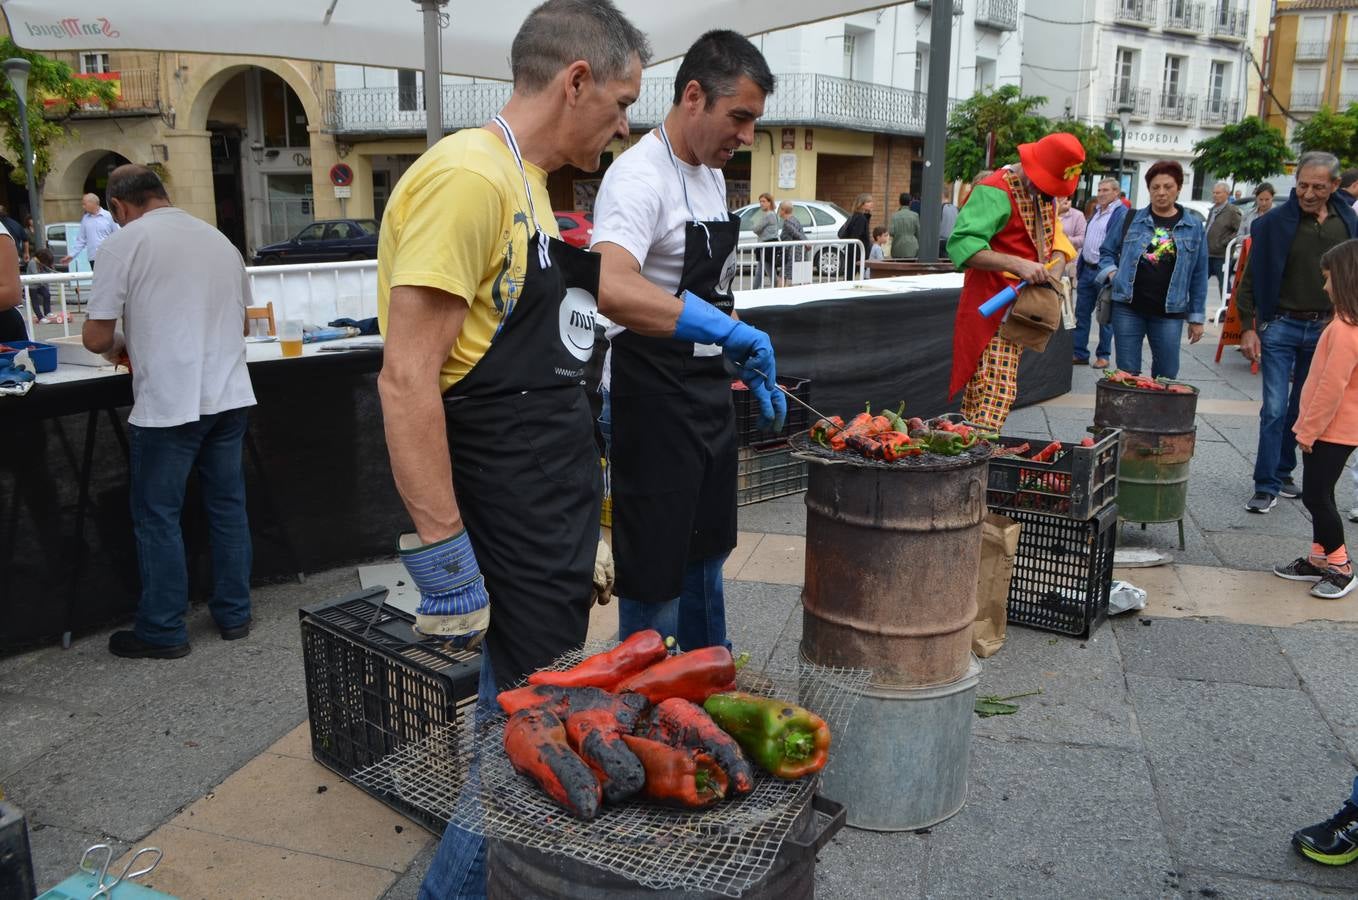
203;67;313;255
81;151;133;199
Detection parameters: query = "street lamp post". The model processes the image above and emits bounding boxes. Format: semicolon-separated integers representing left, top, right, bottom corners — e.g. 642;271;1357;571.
3;58;43;252
1117;103;1134;201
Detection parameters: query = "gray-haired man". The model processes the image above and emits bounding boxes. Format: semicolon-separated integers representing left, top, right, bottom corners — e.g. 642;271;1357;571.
1235;152;1358;513
1074;176;1123;367
1206;180;1242;293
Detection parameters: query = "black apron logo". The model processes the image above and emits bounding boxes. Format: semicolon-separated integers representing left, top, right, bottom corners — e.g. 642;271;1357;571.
557;286;597;362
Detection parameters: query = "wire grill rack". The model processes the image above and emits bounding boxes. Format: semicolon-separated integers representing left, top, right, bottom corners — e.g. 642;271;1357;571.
351;649;870;897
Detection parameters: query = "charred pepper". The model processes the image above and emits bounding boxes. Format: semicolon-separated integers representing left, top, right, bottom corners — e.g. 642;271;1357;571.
564;694;649;804
702;692;832;780
619;734;729;808
634;698;755;794
503;707;602;819
527;630;668;691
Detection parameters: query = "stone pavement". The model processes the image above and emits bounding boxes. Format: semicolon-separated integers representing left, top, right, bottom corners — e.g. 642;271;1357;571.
4;322;1358;897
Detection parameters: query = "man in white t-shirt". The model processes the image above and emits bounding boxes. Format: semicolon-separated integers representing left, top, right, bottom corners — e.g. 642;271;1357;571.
83;164;257;660
592;30;782;651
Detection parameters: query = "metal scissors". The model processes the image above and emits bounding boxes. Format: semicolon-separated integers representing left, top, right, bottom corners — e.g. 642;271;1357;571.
79;843;163;899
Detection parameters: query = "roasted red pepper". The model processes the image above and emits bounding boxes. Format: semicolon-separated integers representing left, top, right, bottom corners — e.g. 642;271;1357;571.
634;698;755;794
844;431;885;459
497;684;625;718
702;692;831;780
527;630;668;691
878;431;915;462
564;693;649;803
1030;440;1063;463
619;734;729;808
504;707;602;819
811;416;848;450
615;646;738;704
867;414;893;435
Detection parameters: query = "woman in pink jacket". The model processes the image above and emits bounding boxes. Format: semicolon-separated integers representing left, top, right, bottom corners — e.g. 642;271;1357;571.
1274;238;1358;599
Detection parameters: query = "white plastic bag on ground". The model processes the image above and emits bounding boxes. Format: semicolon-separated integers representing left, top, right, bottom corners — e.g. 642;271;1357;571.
1108;580;1147;615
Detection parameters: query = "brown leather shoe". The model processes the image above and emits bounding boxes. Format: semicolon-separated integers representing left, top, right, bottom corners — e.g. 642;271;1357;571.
1073;356;1087;366
1093;357;1110;368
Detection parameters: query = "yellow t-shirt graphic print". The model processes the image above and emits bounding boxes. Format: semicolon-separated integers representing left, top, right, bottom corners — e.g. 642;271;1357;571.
377;127;558;393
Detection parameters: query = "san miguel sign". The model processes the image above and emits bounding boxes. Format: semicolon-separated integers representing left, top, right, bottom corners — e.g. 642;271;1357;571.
20;17;121;40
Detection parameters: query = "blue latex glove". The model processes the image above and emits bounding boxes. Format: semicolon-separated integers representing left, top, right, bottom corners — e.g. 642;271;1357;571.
398;530;491;647
673;291;787;431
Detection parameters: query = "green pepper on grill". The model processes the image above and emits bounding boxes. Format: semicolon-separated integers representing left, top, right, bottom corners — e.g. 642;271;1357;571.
702;692;831;780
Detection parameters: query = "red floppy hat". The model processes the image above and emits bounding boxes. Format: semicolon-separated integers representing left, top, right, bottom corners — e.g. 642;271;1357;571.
1017;132;1086;198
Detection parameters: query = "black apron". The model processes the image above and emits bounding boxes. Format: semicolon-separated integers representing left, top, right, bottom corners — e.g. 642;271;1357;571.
443;116;602;690
610;127;740;603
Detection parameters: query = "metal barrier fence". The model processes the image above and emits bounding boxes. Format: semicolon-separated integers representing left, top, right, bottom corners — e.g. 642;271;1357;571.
731;238;866;291
1212;235;1246;323
20;260;381;340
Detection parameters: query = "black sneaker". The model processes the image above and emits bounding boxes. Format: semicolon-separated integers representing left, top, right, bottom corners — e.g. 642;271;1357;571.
108;630;190;659
1280;479;1301;499
1311;570;1357;600
1293;800;1358;865
1274;558;1328;582
1246;491;1278;514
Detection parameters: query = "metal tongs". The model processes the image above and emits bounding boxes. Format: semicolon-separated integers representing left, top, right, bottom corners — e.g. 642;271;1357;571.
79;843;163;899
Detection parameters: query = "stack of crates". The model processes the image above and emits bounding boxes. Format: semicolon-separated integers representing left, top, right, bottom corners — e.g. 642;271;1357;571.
986;429;1122;638
734;375;812;506
300;587;481;833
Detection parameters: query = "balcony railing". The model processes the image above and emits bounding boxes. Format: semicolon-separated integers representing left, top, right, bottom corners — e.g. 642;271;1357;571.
1162;1;1203;34
1339;92;1358;109
1156;92;1197;123
1296;40;1330;61
1346;41;1358;60
326;74;954;138
915;0;964;15
1105;86;1152;119
1209;6;1248;40
45;68;160;117
1114;0;1157;28
1200;97;1240;126
1292;92;1323;111
974;0;1018;30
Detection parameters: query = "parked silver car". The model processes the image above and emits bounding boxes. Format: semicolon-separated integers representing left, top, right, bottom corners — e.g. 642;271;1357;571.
734;199;850;277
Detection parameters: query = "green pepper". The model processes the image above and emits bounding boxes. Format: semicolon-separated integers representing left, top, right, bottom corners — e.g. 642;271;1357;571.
882;402;909;434
927;430;966;456
702;691;831;779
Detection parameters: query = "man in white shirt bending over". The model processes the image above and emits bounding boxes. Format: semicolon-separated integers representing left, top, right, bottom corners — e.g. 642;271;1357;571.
83;164;257;659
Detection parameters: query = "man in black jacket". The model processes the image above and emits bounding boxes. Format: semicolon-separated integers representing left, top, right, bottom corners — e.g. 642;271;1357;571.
1235;151;1358;513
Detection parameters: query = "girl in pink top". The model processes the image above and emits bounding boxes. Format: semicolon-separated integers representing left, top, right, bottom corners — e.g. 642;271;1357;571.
1274;238;1358;598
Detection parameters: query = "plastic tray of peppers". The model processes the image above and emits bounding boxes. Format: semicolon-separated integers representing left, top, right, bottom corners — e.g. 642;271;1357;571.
494;631;834;820
987;427;1122;520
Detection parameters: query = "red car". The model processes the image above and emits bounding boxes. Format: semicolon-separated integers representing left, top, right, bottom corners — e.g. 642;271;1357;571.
554;211;593;248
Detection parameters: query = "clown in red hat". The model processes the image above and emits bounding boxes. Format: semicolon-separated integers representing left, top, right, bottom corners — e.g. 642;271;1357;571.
945;132;1086;429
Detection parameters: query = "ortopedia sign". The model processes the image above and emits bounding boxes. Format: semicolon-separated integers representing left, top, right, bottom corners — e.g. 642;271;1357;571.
329;163;354;187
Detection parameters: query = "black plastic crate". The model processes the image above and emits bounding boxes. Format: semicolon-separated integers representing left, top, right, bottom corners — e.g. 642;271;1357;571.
0;803;35;900
733;375;811;446
999;503;1119;639
987;428;1121;520
300;586;481;833
738;440;808;505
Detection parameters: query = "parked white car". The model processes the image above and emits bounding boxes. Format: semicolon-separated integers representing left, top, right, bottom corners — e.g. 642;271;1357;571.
733;199;851;278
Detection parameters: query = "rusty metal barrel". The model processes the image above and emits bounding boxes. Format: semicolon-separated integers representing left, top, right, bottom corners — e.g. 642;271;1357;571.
1093;380;1198;524
799;451;988;688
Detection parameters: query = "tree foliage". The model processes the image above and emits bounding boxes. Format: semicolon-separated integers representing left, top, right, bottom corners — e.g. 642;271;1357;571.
1292;106;1357;164
0;37;117;188
1191;116;1289;185
945;85;1113;186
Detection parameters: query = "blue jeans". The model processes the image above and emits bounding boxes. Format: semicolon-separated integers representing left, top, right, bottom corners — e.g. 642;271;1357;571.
1111;302;1185;379
419;651;498;900
1255;316;1324;495
617;553;731;652
128;407;252;646
1073;262;1113;362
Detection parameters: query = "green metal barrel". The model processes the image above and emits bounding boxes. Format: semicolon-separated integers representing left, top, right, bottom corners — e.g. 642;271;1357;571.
1093;380;1198;524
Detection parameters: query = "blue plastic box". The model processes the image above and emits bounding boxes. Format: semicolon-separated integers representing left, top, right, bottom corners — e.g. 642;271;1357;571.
0;339;58;373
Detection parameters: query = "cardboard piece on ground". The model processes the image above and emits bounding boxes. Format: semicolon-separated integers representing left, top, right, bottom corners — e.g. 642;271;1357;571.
356;561;419;617
973;513;1021;658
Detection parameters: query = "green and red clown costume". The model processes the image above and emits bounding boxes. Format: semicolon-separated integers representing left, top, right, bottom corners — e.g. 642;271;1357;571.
945;133;1085;430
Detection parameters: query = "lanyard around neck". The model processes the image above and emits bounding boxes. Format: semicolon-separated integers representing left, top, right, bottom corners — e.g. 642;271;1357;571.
493;114;550;270
657;124;725;258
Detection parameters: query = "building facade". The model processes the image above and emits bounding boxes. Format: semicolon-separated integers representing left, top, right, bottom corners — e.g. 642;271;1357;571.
9;3;1023;255
1021;0;1254;203
1261;0;1358;143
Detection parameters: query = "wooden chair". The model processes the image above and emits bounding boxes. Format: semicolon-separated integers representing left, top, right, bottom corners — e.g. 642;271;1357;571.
247;301;276;336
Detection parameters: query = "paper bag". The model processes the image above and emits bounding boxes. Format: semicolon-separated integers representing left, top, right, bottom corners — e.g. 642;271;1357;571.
972;512;1021;659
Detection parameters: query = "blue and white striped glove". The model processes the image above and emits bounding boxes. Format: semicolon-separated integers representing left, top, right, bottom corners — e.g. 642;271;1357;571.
398;530;491;648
